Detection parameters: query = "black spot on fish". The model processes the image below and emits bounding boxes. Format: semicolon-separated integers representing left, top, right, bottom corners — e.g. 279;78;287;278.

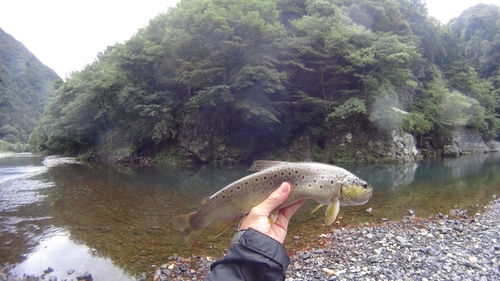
314;179;317;183
230;189;233;193
230;198;234;202
255;178;259;182
264;176;267;180
249;188;253;192
302;176;305;179
281;172;285;175
274;174;278;178
245;182;249;185
237;186;241;190
295;171;298;174
320;185;323;189
295;183;298;187
308;184;312;187
330;180;334;184
222;195;226;198
288;172;292;175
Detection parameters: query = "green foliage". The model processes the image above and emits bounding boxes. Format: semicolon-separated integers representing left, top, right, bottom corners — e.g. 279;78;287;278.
0;29;60;151
32;0;500;162
448;4;500;84
403;112;432;135
326;98;367;124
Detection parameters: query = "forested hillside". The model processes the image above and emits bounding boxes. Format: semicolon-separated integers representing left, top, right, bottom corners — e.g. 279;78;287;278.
34;0;500;165
0;28;61;152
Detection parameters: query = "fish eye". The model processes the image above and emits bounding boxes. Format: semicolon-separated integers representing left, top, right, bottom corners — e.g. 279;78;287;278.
362;183;368;189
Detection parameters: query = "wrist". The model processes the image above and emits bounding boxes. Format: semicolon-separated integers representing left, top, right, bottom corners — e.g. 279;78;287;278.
229;229;247;245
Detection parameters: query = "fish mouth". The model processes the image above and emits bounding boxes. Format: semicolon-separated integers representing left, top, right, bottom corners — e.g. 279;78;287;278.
341;184;373;206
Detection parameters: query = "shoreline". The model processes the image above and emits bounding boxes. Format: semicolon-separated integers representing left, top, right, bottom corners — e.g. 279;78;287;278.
1;197;499;281
153;196;500;281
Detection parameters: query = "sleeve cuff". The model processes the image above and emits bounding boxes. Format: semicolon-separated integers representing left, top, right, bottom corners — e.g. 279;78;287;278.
238;228;290;272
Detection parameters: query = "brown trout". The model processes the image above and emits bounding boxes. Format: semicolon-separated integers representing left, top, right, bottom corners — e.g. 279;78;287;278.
172;160;373;248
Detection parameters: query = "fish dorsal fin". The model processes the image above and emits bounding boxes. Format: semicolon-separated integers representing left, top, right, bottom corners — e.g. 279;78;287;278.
248;160;287;172
325;198;340;225
200;197;209;205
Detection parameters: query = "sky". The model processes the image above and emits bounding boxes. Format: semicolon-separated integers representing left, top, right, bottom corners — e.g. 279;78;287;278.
1;0;499;79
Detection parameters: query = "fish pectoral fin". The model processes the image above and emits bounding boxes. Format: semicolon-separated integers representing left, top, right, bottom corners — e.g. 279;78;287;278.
310;204;324;214
325;199;340;225
213;217;236;237
268;208;279;224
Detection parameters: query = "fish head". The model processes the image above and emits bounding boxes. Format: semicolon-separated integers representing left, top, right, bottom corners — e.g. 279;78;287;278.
339;175;373;206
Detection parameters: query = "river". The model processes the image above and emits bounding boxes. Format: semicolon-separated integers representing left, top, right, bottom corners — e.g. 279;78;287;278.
0;153;499;279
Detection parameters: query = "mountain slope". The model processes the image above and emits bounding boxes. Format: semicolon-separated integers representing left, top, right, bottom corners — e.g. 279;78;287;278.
0;28;61;151
447;4;500;87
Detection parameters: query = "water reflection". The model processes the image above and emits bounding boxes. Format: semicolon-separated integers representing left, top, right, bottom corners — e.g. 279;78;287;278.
0;153;499;277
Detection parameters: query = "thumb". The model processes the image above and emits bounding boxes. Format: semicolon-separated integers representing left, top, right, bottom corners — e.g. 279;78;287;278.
255;182;291;213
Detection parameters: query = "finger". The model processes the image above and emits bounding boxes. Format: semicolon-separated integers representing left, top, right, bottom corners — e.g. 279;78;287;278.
253;182;291;214
280;199;306;221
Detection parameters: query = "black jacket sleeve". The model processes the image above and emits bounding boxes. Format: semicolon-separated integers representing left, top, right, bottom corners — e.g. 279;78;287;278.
203;228;290;281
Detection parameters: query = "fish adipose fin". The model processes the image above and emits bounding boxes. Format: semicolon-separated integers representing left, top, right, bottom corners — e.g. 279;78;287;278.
214;217;236;237
248;160;287;172
325;199;340;225
310;204;324;214
171;212;203;248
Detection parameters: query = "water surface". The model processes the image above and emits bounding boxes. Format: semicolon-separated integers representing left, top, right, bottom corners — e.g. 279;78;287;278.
0;153;499;278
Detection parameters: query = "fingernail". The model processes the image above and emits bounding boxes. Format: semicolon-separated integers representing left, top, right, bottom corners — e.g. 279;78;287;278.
279;182;289;193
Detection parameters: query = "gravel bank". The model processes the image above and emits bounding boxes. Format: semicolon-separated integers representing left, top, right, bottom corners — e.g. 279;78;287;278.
286;198;500;281
3;197;499;281
154;197;500;281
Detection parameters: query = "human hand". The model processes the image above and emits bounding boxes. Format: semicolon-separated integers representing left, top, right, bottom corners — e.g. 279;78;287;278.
239;182;306;244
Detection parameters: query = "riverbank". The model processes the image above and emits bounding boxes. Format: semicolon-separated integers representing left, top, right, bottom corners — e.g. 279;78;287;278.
153;196;500;281
2;197;499;281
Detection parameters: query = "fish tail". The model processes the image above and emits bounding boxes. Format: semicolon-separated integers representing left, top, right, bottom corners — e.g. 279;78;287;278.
171;212;203;248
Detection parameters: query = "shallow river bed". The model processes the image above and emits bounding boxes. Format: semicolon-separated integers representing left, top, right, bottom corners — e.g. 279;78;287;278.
0;153;499;280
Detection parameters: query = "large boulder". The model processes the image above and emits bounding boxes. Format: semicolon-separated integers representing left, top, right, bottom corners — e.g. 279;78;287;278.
451;126;489;153
443;144;462;157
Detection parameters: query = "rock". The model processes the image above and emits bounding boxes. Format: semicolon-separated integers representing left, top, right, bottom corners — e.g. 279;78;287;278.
99;226;113;233
300;252;311;260
367;255;381;263
468;256;478;264
366;207;373;213
136;272;147;281
322;268;335;276
443;144;461;157
76;271;93;281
